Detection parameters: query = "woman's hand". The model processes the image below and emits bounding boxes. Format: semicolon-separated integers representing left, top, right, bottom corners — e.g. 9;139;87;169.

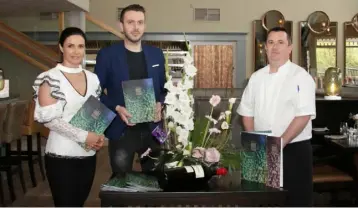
86;132;105;150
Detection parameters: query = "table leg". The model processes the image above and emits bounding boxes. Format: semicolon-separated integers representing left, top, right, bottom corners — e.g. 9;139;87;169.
353;153;358;205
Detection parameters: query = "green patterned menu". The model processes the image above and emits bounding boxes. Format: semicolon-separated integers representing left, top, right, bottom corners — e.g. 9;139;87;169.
240;131;282;188
122;78;156;124
101;172;162;192
69;95;116;134
240;132;268;184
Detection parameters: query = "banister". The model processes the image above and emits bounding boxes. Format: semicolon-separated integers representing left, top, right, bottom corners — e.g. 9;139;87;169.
0;20;59;58
0;40;49;71
1;31;58;67
85;13;123;39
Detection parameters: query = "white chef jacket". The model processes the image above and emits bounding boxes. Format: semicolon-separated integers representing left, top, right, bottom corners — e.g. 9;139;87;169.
237;60;316;143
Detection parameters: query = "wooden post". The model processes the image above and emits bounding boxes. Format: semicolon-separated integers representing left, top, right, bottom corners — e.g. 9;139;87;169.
58;12;65;35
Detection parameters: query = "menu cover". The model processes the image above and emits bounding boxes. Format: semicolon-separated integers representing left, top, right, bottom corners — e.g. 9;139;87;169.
101;172;162;192
122;78;156;124
266;136;282;188
240;131;267;184
69;95;116;135
240;131;282;188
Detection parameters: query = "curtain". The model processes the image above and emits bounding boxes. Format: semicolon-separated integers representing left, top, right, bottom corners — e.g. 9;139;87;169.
193;44;234;88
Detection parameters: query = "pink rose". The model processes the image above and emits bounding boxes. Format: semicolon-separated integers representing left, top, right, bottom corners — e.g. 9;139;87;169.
192;147;205;159
209;95;221;107
204;148;221;163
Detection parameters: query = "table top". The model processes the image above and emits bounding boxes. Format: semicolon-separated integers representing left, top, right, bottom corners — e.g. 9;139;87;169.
99;179;284;196
99;180;286;206
313;130;358;151
0;94;19;102
327;138;358;151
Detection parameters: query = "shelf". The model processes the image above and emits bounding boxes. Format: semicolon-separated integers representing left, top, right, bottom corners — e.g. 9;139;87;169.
163;51;189;55
168;64;184;67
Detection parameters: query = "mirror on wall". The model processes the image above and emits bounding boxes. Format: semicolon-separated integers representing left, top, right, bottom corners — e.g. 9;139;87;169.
344;13;358;87
253;10;293;71
299;11;337;80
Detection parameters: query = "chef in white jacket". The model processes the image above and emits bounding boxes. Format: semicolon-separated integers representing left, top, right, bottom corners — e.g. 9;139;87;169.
237;27;316;206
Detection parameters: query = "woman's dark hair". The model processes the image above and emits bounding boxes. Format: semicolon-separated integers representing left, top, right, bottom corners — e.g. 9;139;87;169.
59;27;87;46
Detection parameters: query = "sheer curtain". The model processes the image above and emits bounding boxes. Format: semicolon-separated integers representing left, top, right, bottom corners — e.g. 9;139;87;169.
193;44;234;88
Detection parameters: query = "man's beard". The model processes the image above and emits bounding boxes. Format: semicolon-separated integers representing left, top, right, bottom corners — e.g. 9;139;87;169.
123;30;142;43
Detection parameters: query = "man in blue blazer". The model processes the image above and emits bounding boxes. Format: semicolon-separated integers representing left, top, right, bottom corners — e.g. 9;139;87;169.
94;4;166;175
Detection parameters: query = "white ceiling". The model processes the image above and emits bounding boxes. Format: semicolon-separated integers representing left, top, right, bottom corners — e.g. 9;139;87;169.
0;0;85;17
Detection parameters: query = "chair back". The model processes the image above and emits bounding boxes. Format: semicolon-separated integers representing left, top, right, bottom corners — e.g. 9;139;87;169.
0;103;8;144
2;100;29;143
21;99;40;135
22;100;35;127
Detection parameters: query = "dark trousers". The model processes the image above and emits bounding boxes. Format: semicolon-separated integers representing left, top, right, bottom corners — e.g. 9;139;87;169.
283;139;313;206
108;127;160;175
45;154;96;207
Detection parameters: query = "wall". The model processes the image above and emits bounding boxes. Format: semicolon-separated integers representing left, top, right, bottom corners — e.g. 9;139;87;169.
87;0;358;77
0;48;43;100
67;0;90;12
1;0;358;77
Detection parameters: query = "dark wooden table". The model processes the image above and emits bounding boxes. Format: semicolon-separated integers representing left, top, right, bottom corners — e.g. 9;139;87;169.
99;180;287;207
324;136;358;179
328;138;358;151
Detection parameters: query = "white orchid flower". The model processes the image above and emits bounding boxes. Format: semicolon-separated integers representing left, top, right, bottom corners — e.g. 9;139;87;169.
221;121;229;130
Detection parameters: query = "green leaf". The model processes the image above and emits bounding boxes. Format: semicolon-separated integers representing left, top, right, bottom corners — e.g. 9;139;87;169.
190;117;208;147
220;151;241;171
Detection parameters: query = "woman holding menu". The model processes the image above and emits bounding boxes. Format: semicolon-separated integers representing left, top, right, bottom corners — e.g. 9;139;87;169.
33;27;105;207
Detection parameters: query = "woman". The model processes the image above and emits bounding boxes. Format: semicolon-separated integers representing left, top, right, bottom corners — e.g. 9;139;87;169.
33;27;105;207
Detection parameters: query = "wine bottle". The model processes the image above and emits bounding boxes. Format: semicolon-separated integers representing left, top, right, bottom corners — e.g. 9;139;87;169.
157;164;228;191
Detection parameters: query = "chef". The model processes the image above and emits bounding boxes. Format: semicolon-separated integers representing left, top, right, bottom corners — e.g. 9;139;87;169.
237;27;316;206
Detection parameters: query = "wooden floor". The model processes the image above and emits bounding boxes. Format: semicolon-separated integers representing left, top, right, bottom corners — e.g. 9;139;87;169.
2;148;111;207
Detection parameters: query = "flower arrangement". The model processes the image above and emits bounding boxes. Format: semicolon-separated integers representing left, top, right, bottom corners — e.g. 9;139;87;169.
349;113;358;129
144;34;240;177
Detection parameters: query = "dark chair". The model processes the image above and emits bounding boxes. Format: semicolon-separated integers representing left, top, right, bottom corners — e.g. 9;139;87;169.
0;103;8;206
313;164;356;206
0;100;28;202
10;100;46;187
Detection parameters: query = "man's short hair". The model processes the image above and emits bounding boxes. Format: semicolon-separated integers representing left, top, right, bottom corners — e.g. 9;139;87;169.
119;4;146;23
266;27;292;45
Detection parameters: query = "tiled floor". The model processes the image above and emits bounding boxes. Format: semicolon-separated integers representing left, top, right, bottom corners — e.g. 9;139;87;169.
2;148;111;207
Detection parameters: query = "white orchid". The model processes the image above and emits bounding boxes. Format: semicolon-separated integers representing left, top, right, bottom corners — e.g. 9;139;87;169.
209;128;221;134
164;92;177;105
205;115;218;125
218;112;226;120
183;55;194;65
229;98;237;104
225;110;232;116
184;64;197;77
162;36;197;150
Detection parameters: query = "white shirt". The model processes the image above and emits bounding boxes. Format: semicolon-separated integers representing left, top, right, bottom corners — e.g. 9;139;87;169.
33;64;101;157
237;61;316;143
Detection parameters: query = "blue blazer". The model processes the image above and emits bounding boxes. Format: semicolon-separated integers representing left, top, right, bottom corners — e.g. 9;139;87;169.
94;41;166;140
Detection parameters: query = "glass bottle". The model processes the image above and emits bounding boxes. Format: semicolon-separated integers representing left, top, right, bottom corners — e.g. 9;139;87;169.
157;164;227;191
0;68;4;91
